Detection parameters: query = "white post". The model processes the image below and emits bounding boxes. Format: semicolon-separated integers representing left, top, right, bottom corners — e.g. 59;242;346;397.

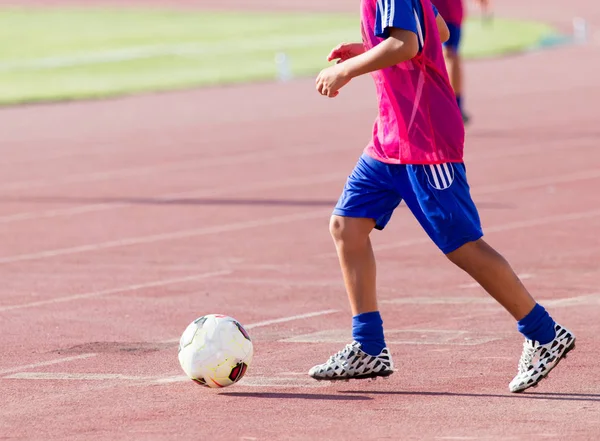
275;52;292;82
573;17;588;44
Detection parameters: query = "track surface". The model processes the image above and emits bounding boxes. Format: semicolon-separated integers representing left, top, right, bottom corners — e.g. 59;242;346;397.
1;0;599;440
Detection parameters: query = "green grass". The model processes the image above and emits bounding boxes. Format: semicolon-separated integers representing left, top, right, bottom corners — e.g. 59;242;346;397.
0;7;558;105
461;18;557;59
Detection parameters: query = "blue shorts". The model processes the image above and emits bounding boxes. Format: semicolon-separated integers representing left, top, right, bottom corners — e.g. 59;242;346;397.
444;22;462;52
333;154;483;254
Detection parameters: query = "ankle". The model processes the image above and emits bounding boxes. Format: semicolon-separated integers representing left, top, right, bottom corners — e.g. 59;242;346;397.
517;303;556;345
352;311;386;356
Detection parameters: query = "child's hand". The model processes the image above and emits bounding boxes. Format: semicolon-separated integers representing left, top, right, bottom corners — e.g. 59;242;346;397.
327;42;365;63
316;64;351;98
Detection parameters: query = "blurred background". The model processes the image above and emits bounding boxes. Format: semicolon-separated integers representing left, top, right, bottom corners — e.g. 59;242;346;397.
1;1;599;439
0;0;586;105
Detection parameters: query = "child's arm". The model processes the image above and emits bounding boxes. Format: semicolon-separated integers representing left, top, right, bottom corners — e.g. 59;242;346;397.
327;43;366;63
338;28;419;79
340;7;450;75
436;13;450;43
316;28;418;97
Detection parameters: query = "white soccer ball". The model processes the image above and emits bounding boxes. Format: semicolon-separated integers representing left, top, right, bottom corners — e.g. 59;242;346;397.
178;314;253;388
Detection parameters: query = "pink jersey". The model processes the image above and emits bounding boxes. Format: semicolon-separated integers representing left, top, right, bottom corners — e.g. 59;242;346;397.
433;0;464;26
361;0;465;165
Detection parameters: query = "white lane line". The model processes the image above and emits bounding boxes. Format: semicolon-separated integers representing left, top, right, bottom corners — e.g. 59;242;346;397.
381;297;494;305
0;209;330;265
372;208;600;254
222;277;342;287
545;293;600;307
5;190;598;267
0;270;231;312
245;309;339;330
3;372;329;388
0;140;347;193
0;354;97;376
2;311;338;385
162;309;339;343
380;293;600;308
472;168;600;195
458;273;534;289
1;107;583;171
0;171;342;225
3;372;155;381
436;437;481;440
433;292;600;324
0;140;590;222
281;329;502;346
0;203;121;224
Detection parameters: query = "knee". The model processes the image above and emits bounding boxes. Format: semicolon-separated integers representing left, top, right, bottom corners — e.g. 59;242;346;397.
445;238;494;270
329;216;372;248
329;216;347;243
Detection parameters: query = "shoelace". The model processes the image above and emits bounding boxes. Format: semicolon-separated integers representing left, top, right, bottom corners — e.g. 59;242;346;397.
518;340;537;373
327;343;357;364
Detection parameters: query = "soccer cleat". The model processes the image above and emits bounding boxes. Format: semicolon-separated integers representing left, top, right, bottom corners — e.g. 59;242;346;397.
509;323;575;393
308;341;394;381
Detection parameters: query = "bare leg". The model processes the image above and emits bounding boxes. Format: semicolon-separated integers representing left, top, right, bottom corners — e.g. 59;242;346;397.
446;238;536;320
309;215;394;380
329;215;378;315
444;47;463;97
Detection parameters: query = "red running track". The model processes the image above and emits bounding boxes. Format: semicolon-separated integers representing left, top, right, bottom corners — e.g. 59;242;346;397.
0;0;599;440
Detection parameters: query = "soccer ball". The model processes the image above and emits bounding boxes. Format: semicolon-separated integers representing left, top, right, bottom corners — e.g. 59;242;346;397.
178;314;253;388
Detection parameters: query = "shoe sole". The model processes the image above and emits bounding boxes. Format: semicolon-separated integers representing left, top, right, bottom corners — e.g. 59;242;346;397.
511;339;576;393
310;369;394;382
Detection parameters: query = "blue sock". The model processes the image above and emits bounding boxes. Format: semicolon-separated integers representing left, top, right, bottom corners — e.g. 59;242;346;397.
517;303;556;345
352;311;386;356
456;95;463;111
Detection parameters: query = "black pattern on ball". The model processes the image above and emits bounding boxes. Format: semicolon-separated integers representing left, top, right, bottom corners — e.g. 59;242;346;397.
228;362;248;383
193;377;208;387
193;316;208;327
234;321;251;341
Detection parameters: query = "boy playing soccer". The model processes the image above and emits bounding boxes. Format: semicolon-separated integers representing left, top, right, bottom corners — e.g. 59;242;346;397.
434;0;488;123
309;0;575;392
433;0;468;122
